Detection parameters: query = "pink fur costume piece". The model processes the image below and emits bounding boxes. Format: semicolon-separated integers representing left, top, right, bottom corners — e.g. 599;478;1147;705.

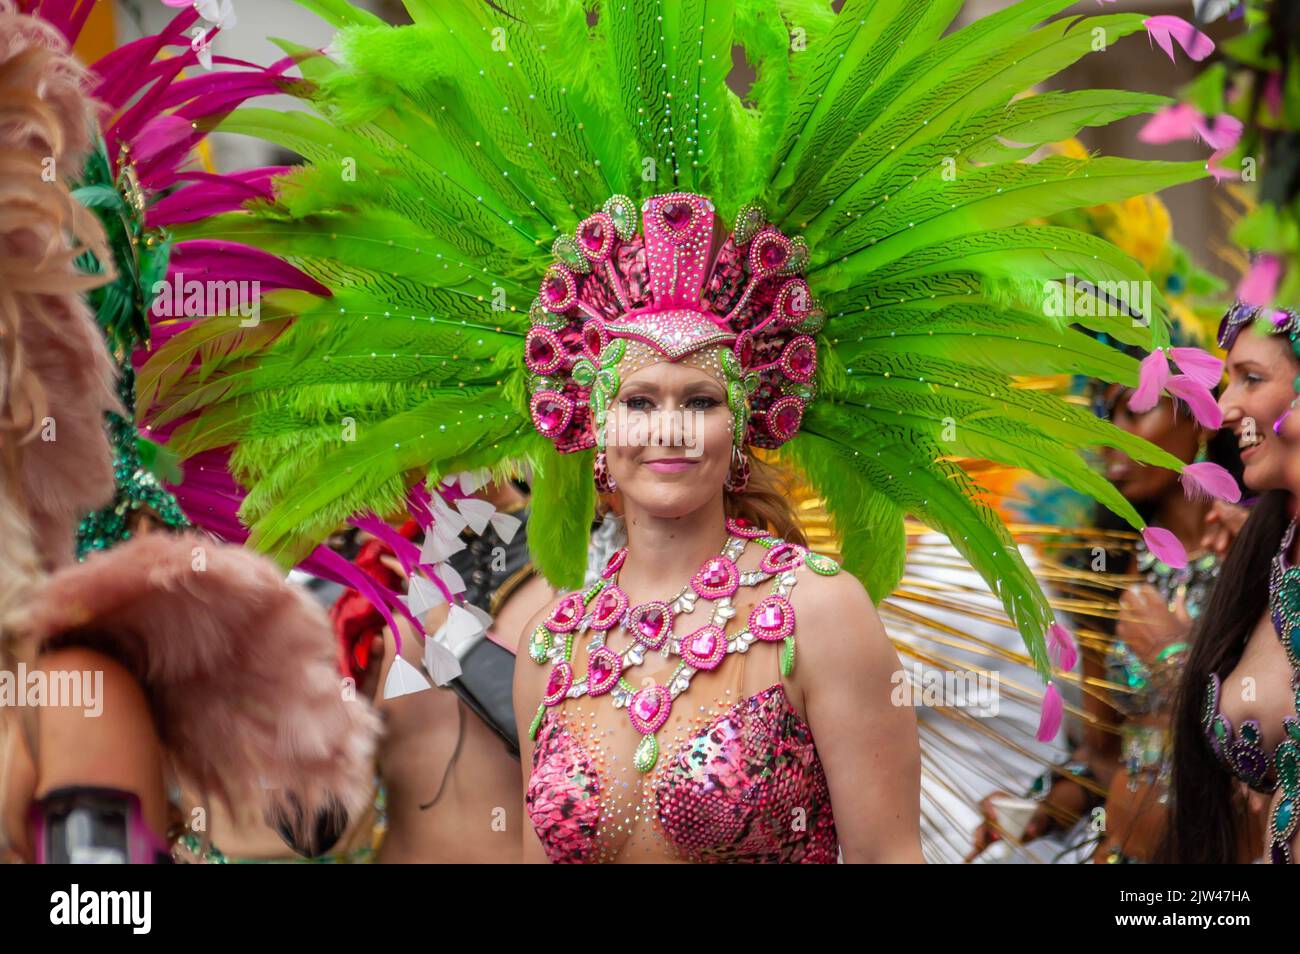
14;531;382;833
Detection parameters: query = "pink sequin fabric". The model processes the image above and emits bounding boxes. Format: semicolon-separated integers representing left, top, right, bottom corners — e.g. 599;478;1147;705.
526;683;837;863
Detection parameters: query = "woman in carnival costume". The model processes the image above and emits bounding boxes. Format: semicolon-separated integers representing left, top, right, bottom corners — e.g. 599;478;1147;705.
1164;301;1300;863
136;0;1243;862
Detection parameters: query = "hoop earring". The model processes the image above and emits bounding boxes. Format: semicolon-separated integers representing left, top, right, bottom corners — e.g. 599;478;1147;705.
724;445;749;493
594;450;617;493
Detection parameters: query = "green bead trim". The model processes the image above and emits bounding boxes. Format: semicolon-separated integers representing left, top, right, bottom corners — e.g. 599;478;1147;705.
720;347;741;379
603;194;638;240
552;234;591;273
595;366;619;395
617;676;636;695
600;338;626;369
727;379;748;445
529;298;566;330
529;702;545;740
784;236;810;274
785;381;817;401
780;635;796;676
733;202;767;245
804;551;841;575
796;309;826;334
528;623;551;664
633;734;659;773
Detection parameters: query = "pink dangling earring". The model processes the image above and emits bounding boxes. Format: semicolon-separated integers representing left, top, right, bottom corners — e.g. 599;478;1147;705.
594;450;618;493
724;446;750;492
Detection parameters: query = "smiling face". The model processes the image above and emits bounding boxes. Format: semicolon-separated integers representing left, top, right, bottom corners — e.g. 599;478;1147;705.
1099;385;1199;505
1219;331;1300;492
602;359;734;519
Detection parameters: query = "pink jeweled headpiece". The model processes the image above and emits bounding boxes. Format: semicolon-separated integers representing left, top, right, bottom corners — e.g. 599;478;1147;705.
524;192;824;454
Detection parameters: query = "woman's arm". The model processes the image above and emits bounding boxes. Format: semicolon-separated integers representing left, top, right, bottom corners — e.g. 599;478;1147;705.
792;571;923;863
513;601;558;864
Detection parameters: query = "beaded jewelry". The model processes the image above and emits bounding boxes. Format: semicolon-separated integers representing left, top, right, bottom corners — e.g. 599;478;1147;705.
527;517;838;772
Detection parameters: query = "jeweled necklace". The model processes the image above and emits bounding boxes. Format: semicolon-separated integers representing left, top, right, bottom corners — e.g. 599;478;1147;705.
1265;520;1300;864
527;517;840;772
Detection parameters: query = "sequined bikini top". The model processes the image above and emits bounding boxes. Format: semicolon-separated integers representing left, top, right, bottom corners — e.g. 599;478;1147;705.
1203;522;1300;794
1202;521;1300;864
525;523;839;863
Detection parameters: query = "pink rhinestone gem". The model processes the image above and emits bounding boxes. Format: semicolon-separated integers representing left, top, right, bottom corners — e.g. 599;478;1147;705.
691;630;717;656
543;661;574;704
736;334;754;368
758;604;784;631
662;201;692;230
760;241;788;269
790;342;814;376
769;398;803;439
586;647;621;695
544;275;568;304
580;218;605;250
639;609;663;640
633;691;660;721
528;334;555;366
536;397;566;432
680;624;727;670
601;547;626;579
749;595;794;641
760;542;806;574
595;590;619;617
702;560;729;586
546;592;583;632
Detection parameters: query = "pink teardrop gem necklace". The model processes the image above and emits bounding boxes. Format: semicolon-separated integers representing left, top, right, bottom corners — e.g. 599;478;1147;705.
527;518;809;772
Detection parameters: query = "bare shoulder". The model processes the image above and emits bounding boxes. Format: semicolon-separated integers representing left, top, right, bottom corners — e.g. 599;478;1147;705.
515;595;559;657
786;561;895;676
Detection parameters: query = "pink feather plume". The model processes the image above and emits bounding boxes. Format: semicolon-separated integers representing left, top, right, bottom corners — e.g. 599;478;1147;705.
1144;15;1215;63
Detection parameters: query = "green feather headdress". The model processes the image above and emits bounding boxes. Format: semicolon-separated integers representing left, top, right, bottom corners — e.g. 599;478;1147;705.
140;0;1240;703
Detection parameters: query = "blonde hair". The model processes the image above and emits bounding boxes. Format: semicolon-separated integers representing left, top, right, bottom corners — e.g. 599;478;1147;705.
724;453;806;547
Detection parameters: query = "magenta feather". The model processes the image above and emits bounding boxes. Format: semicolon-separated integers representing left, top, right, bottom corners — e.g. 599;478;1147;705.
1208;148;1237;183
1142;526;1188;569
162;240;330;297
147;168;285;228
1143;15;1215;63
1166;374;1223;429
1237;255;1281;308
1128;348;1170;413
1036;683;1063;742
1138;103;1199;144
1047;622;1078;671
1179;461;1242;503
1167;346;1224;389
